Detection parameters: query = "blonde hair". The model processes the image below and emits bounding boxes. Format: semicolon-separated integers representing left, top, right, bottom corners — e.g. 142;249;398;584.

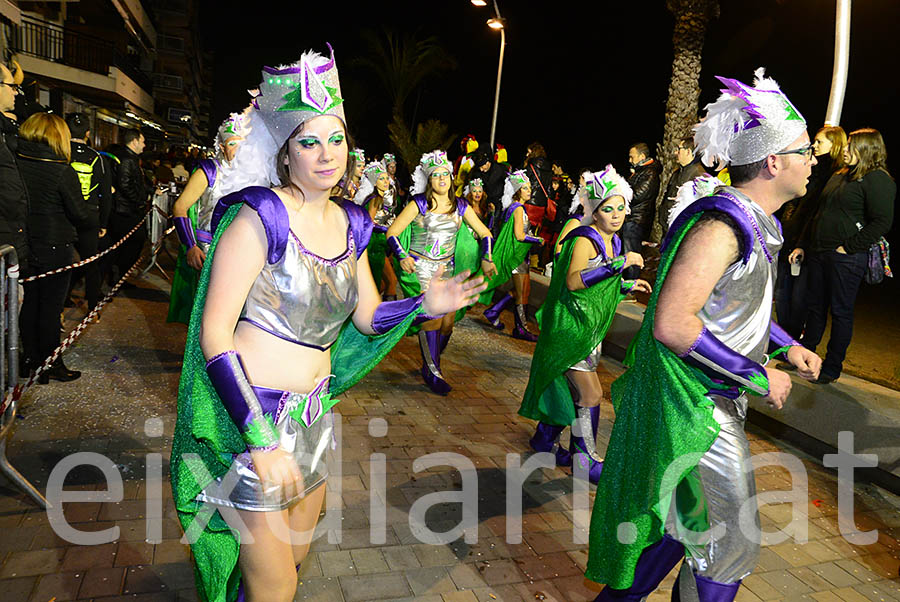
816;125;847;168
19;112;72;162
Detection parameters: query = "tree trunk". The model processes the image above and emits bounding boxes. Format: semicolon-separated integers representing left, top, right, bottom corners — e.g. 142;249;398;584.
652;0;719;242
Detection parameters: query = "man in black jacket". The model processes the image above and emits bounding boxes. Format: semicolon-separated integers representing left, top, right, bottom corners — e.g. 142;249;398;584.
623;142;661;279
658;136;707;237
66;112;112;311
0;61;29;272
105;128;148;284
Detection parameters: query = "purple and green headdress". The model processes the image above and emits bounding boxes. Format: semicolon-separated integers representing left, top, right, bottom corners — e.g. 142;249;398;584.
349;148;366;163
352;160;388;205
501;169;530;209
253;43;346;148
382;153;396;165
410;150;452;195
694;67;807;167
216;109;251;145
580;165;632;225
463;177;484;197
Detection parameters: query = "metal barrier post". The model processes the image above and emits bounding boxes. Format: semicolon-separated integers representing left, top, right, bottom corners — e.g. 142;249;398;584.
0;246;50;509
143;187;172;280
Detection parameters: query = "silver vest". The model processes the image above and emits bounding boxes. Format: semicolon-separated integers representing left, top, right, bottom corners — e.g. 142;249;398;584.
195;160;223;251
409;210;462;260
239;227;359;350
699;187;783;364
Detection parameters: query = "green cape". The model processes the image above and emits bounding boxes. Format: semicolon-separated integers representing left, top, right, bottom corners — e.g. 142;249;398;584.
519;233;625;427
167;203;200;324
476;204;533;305
585;213;750;588
171;202;422;602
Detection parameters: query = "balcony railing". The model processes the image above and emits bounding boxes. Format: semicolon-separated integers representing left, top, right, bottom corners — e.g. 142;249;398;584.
3;17;154;95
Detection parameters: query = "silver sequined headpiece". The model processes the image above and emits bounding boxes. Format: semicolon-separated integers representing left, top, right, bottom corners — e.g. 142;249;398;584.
216;109;252;145
252;43;346;149
580;165;632;225
694;67;807;167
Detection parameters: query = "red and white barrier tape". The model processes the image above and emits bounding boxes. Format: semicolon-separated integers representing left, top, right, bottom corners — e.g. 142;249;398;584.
19;211;152;283
1;224;176;414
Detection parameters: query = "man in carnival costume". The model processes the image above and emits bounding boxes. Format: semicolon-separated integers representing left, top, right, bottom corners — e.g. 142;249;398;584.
481;169;543;341
169;108;272;323
520;166;647;484
171;45;485;602
585;68;822;602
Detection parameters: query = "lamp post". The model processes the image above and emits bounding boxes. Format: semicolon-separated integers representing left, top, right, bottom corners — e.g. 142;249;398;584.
472;0;506;150
824;0;851;126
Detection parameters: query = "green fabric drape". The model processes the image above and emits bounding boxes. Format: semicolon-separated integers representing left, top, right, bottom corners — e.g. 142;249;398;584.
476;205;532;305
172;202;423;602
519;234;625;427
167;203;200;324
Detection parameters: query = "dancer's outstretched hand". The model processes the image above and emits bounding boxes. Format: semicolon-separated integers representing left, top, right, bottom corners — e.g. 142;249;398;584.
423;267;488;316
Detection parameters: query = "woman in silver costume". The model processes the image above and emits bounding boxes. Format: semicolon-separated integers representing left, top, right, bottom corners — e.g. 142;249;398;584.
182;48;486;602
387;150;498;395
353;159;399;299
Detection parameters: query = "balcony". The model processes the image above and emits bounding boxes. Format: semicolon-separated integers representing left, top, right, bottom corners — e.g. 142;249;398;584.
3;16;155;113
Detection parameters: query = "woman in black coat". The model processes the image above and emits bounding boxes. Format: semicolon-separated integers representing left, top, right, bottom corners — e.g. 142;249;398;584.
17;112;96;382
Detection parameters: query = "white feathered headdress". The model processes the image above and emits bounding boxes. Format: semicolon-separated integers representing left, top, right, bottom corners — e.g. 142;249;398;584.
501;170;530;210
410;150;452;195
694;67;807;168
463;177;483;197
667;174;722;227
580;165;632;225
352;160;387;205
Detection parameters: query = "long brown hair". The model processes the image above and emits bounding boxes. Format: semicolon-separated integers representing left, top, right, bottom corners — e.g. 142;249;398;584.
19;112;72;162
846;128;890;181
816;125;847;168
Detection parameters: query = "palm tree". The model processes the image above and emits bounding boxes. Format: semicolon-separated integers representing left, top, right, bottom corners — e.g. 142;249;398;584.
653;0;720;241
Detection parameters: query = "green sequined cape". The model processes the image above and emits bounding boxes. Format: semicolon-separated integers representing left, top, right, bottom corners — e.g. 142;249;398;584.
519;234;625;427
171;203;423;602
476;204;532;305
167;203;200;324
585;214;731;589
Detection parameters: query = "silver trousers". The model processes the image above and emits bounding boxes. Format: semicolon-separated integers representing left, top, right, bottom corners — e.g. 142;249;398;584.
666;393;760;584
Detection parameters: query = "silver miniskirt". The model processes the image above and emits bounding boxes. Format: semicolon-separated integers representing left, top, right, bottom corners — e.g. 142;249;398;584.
568;341;603;372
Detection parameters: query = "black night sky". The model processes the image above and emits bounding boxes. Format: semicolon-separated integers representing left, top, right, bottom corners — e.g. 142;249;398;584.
200;0;900;178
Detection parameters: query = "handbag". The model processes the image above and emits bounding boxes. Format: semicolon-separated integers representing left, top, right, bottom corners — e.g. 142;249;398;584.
528;163;556;222
857;222;892;284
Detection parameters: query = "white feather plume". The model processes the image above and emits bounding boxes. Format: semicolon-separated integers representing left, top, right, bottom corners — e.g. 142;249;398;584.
500;178;516;210
410;164;427;196
214;110;279;200
667;174;721;227
353;176;374;205
693;93;747;169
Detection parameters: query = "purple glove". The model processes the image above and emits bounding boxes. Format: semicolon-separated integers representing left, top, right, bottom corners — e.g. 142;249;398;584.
769;320;800;358
678;327;769;396
580;256;626;288
174;216;197;250
480;235;494;262
388;235;412;260
206;350;279;451
371;294;440;334
523;234;543;245
373;224;388;234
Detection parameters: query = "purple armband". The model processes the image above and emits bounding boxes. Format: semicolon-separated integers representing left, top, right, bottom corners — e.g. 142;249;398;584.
388;235;411;260
580;256;626;288
480;235;494;261
678;327;769;396
769;320;800;355
373;223;388;234
174;216;197;250
371;294;439;334
523;234;543;245
205;350;279;450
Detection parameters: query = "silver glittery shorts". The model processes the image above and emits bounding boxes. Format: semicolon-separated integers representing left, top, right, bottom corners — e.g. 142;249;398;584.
413;256;455;291
568;342;603;372
195;378;333;512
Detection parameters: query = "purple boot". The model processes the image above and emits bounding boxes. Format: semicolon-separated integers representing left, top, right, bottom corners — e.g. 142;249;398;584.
528;422;573;466
483;292;513;330
671;571;742;602
512;303;538;342
593;535;685;601
419;330;451;395
439;331;451;354
569;405;604;484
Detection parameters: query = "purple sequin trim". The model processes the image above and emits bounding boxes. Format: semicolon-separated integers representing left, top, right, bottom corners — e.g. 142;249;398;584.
205;349;236;368
273;390;291;426
716;190;774;263
680;326;708;358
290;227;354;266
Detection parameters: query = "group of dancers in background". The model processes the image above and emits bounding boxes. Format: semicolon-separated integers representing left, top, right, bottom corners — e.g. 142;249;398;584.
169;43;841;602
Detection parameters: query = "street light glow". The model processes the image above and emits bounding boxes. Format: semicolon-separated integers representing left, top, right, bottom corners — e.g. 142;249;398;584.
470;0;488;5
487;18;504;30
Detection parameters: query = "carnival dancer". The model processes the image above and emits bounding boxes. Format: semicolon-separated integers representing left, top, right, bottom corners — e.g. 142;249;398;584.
585;69;822;602
170;46;486;602
168;109;269;324
387;150;498;395
464;178;494;228
353;159;398;299
480;170;543;340
340;147;365;199
519;166;648;483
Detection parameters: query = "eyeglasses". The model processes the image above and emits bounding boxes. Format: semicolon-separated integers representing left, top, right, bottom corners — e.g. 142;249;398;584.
0;82;22;94
774;144;814;161
430;171;451;179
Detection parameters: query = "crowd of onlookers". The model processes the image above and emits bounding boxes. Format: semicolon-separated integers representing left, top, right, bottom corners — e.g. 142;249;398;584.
2;55;894;388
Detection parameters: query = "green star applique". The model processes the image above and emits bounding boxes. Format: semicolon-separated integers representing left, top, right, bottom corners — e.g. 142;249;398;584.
277;84;344;114
783;97;803;122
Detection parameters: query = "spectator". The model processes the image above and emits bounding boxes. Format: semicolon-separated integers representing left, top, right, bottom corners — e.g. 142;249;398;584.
522;142;555;258
154;156;175;185
105;129;149;285
623;141;661;279
172;156;189;182
470;148;508;230
658;136;707;237
0;60;29;272
795;128;896;384
17;113;96;382
775;126;846;339
66;112;112;315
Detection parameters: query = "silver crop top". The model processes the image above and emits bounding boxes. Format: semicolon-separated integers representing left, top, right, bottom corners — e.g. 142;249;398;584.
239;225;359;350
409;209;463;260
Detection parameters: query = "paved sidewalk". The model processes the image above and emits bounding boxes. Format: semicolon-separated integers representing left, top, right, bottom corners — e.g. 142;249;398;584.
0;259;898;601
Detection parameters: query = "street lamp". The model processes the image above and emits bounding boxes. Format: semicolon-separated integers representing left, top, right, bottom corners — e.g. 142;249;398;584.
471;0;506;150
